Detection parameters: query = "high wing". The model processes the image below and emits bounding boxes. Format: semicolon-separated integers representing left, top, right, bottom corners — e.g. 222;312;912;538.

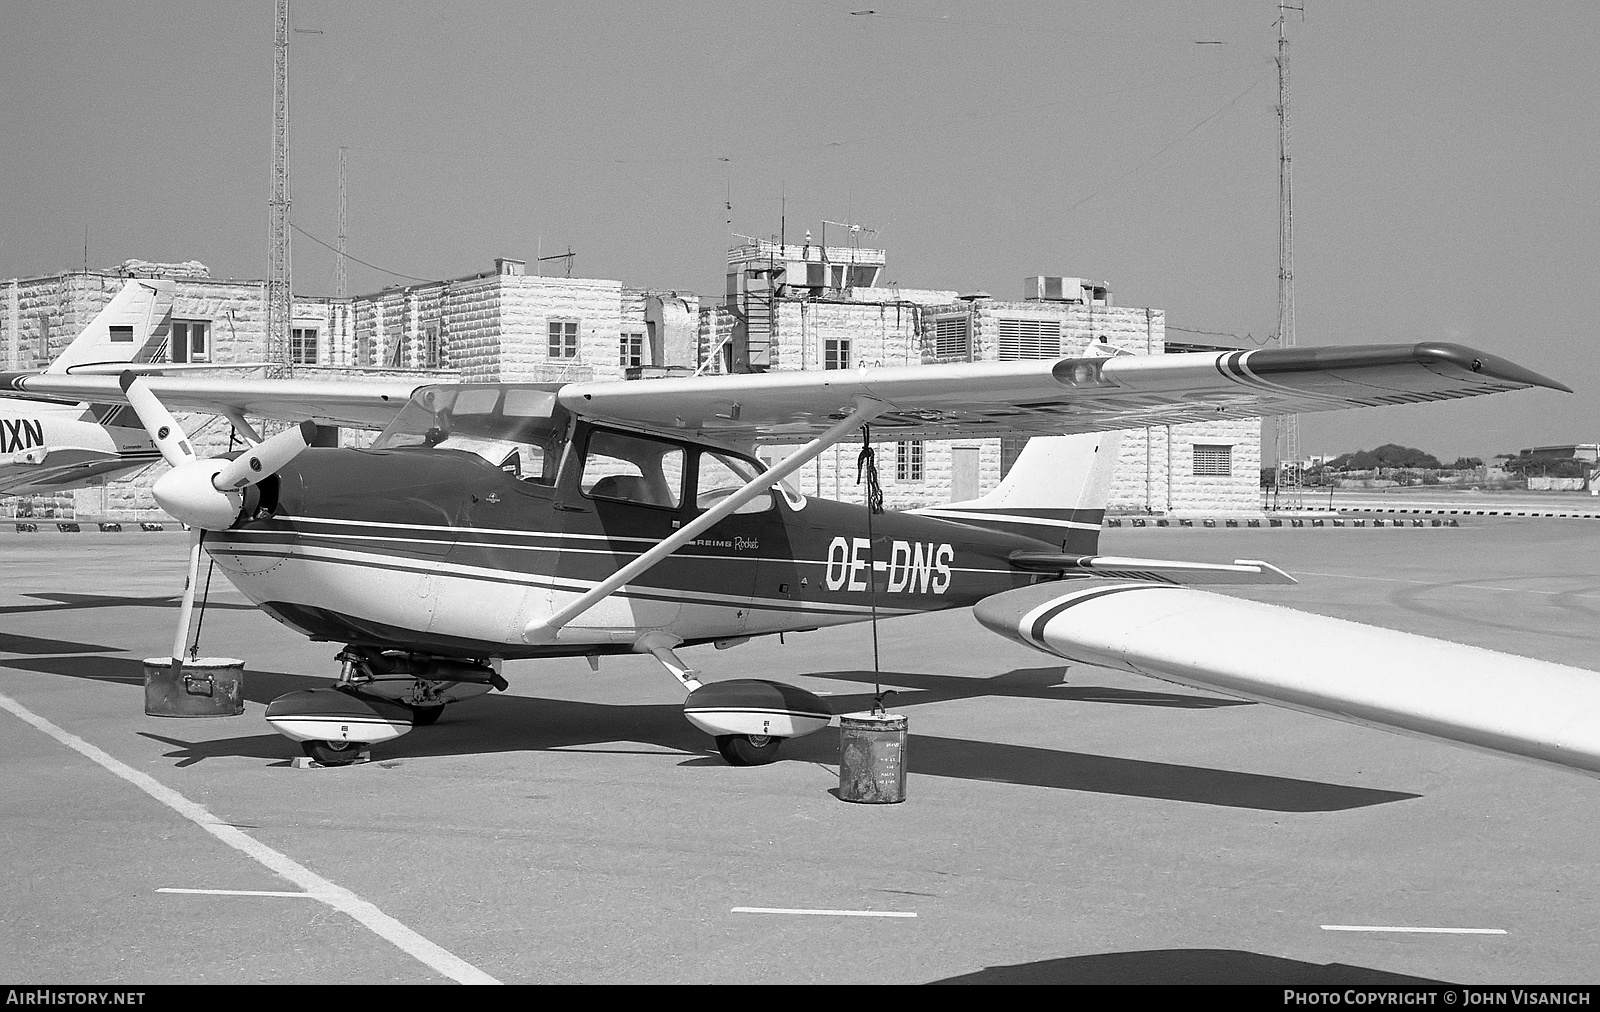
0;373;425;431
975;581;1600;778
0;341;1565;439
558;343;1567;442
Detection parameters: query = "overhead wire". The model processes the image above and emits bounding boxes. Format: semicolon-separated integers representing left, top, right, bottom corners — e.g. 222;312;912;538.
290;222;439;284
1169;324;1271;346
1034;68;1274;227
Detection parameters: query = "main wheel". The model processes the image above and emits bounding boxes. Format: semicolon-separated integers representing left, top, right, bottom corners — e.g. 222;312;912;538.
301;739;366;766
716;733;783;766
407;703;446;727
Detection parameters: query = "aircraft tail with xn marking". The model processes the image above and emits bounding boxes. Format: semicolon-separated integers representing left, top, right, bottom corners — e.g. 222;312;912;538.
910;430;1122;554
43;279;174;375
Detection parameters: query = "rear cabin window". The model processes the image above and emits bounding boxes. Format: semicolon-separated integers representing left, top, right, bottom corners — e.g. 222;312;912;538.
694;450;773;514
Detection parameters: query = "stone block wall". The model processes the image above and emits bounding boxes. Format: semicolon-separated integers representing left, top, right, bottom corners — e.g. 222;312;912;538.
498;276;622;382
769;299;924;373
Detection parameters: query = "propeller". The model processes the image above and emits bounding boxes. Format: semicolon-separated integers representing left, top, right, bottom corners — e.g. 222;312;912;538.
118;372;316;530
117;371;317;668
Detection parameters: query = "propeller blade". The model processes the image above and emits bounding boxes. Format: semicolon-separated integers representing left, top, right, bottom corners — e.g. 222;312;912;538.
210;420;318;491
170;527;203;670
118;371;196;468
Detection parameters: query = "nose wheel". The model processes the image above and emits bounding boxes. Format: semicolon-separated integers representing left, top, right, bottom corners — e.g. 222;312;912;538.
716;733;783;766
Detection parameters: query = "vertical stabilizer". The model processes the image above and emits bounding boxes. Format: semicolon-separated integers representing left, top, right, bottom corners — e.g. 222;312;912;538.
911;430;1122;553
45;280;174;374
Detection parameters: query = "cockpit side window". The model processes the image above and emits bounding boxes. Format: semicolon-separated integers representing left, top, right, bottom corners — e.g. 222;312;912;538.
370;384;567;485
580;430;684;509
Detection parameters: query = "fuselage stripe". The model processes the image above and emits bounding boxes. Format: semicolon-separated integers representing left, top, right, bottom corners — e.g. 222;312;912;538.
213;543;926;619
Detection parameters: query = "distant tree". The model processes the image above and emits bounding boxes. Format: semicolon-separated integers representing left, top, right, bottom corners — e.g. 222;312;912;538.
1449;456;1483;470
1499;452;1590;479
1326;444;1442;471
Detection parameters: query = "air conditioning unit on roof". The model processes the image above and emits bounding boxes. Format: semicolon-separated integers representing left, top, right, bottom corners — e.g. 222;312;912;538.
1023;276;1112;306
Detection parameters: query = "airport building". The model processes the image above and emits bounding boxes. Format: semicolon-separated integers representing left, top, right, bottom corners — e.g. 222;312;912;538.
2;246;1259;521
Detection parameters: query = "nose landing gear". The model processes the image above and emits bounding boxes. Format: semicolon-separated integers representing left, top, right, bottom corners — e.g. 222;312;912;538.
264;647;505;765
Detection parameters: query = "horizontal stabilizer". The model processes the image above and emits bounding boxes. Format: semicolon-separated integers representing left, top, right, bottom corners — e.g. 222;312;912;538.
64;361;276;376
974;582;1600;778
1008;553;1297;585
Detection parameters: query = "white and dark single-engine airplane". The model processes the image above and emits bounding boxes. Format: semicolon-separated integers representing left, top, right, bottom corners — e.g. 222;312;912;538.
0;278;269;497
5;339;1597;777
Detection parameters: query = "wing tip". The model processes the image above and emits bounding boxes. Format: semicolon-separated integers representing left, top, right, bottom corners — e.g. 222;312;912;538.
1410;342;1572;393
1239;342;1571;394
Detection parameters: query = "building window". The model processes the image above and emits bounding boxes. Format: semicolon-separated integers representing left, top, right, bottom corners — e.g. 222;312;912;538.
997;318;1062;360
1193;444;1233;476
931;316;970;359
824;338;850;371
1000;435;1031;479
548;320;579;359
620;331;645;368
422;325;441;368
896;441;924;481
170;320;209;363
291;327;318;365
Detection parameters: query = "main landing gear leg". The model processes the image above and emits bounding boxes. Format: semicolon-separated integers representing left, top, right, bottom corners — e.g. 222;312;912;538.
634;632;790;766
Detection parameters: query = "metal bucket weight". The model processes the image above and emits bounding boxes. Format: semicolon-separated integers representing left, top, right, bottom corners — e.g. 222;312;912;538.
143;657;245;717
838;711;908;804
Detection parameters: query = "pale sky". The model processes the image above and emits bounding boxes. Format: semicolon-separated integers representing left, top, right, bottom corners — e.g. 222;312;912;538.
3;1;1595;461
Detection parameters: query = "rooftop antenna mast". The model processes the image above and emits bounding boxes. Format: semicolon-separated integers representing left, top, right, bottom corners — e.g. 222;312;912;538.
335;146;348;297
1274;3;1302;468
822;219;875;252
267;0;292;378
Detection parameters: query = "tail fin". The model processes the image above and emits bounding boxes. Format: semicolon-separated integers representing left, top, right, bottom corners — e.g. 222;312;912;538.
911;431;1122;553
44;280;174;374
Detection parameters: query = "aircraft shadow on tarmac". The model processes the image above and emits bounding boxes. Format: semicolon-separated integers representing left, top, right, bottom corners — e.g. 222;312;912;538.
10;654;1417;813
930;949;1445;985
0;592;256;617
0;631;120;655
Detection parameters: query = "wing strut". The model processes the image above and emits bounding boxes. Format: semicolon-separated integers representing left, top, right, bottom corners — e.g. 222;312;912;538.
522;397;887;644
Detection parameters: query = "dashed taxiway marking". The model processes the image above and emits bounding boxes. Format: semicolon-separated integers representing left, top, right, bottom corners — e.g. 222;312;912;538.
158;888;316;898
0;690;501;985
1321;925;1507;935
732;906;917;918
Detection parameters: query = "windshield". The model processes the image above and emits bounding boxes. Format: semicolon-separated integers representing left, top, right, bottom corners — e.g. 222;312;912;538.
371;384;570;484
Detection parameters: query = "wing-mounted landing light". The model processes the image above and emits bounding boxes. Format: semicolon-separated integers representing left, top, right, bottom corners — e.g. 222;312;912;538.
118;371;318;670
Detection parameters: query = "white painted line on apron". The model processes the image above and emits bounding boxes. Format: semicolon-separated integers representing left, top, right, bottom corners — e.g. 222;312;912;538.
157;888;315;898
1321;925;1507;934
0;691;501;985
732;906;917;918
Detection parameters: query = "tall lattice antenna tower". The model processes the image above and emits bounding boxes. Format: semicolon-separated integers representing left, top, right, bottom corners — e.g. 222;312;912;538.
1274;4;1301;467
267;0;292;378
335;146;348;297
